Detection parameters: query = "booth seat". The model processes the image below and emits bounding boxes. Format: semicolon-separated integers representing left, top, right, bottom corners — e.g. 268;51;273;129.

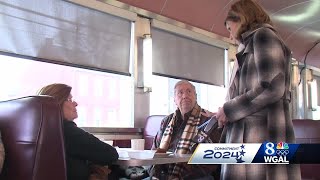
292;119;320;180
96;116;165;150
143;115;165;150
0;96;67;180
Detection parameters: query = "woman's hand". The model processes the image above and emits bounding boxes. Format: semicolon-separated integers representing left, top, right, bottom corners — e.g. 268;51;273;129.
201;109;216;117
216;107;227;128
89;164;111;180
155;148;167;153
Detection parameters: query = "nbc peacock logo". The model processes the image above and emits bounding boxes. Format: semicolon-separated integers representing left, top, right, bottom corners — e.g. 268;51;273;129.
276;142;289;156
264;142;289;163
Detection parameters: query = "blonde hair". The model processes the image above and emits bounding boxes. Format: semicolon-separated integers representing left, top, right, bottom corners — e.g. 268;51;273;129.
225;0;272;41
37;83;72;104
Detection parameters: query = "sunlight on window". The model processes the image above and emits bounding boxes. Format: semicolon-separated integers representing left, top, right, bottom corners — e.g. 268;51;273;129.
298;82;304;118
108;78;116;100
0;55;134;127
93;107;103;127
93;78;104;98
107;109;117;126
150;76;170;115
76;105;87;126
78;74;89;97
311;79;320;119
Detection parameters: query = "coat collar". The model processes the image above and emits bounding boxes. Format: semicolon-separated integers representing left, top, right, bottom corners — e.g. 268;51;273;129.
236;24;276;67
241;23;275;42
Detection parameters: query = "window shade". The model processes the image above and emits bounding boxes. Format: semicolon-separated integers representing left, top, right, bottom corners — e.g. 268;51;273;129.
0;0;131;75
152;28;225;86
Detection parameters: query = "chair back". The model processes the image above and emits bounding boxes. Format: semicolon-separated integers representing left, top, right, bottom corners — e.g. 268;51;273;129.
292;119;320;180
143;115;165;150
293;119;320;143
0;96;67;180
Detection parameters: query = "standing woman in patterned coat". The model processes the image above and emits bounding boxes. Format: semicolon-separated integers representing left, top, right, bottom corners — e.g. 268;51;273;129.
215;0;301;179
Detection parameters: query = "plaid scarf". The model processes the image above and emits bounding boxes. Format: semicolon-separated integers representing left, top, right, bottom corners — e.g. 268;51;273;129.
159;104;202;179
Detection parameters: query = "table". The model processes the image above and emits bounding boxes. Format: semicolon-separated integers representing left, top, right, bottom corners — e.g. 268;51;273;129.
115;154;192;166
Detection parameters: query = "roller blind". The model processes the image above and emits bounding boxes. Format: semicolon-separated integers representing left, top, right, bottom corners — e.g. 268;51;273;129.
0;0;131;75
152;28;225;86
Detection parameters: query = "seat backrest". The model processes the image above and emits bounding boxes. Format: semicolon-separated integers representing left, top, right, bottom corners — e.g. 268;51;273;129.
292;119;320;180
292;119;320;143
0;96;67;180
143;115;165;150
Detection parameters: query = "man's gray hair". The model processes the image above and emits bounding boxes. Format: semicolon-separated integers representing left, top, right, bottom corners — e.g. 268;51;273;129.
174;80;196;93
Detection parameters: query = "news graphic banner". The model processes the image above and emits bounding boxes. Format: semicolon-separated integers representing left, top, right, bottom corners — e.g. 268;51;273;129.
188;142;320;164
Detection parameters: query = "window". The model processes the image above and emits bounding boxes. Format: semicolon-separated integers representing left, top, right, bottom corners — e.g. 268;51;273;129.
0;55;134;127
0;0;132;75
311;77;320;119
150;75;227;115
152;28;226;86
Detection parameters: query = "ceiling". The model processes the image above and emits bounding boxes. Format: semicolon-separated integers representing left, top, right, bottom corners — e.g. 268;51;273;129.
114;0;320;69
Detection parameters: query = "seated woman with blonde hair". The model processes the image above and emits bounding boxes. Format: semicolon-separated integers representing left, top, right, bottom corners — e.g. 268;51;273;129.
38;83;118;180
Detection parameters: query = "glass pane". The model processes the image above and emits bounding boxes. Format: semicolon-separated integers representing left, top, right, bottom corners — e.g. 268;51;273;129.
311;79;320;119
0;55;134;127
150;75;227;115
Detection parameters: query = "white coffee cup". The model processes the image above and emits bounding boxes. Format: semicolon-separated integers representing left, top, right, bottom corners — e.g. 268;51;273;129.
131;139;145;150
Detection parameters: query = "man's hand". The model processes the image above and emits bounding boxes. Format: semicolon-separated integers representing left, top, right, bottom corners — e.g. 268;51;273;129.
216;107;227;128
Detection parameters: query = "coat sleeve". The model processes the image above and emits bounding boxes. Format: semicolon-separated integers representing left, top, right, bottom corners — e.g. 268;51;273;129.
63;121;119;165
223;28;287;122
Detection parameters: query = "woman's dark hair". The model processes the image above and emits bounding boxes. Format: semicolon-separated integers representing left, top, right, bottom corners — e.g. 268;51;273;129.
225;0;272;41
37;83;72;104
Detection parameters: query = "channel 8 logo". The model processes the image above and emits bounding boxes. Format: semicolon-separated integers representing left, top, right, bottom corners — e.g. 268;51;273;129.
264;142;289;156
264;142;276;155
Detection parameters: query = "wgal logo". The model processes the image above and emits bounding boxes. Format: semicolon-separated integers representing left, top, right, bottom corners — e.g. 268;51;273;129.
263;142;289;163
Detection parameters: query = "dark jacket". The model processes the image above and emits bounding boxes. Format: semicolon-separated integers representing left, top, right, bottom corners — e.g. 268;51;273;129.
63;120;119;180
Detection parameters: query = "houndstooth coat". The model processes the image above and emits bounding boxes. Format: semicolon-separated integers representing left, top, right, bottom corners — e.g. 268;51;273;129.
220;24;301;180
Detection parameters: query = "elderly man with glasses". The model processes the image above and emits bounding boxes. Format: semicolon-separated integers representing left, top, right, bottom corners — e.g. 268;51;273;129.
151;80;222;180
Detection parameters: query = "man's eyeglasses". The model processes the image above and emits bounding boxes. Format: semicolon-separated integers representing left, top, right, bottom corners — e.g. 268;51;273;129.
175;89;194;97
